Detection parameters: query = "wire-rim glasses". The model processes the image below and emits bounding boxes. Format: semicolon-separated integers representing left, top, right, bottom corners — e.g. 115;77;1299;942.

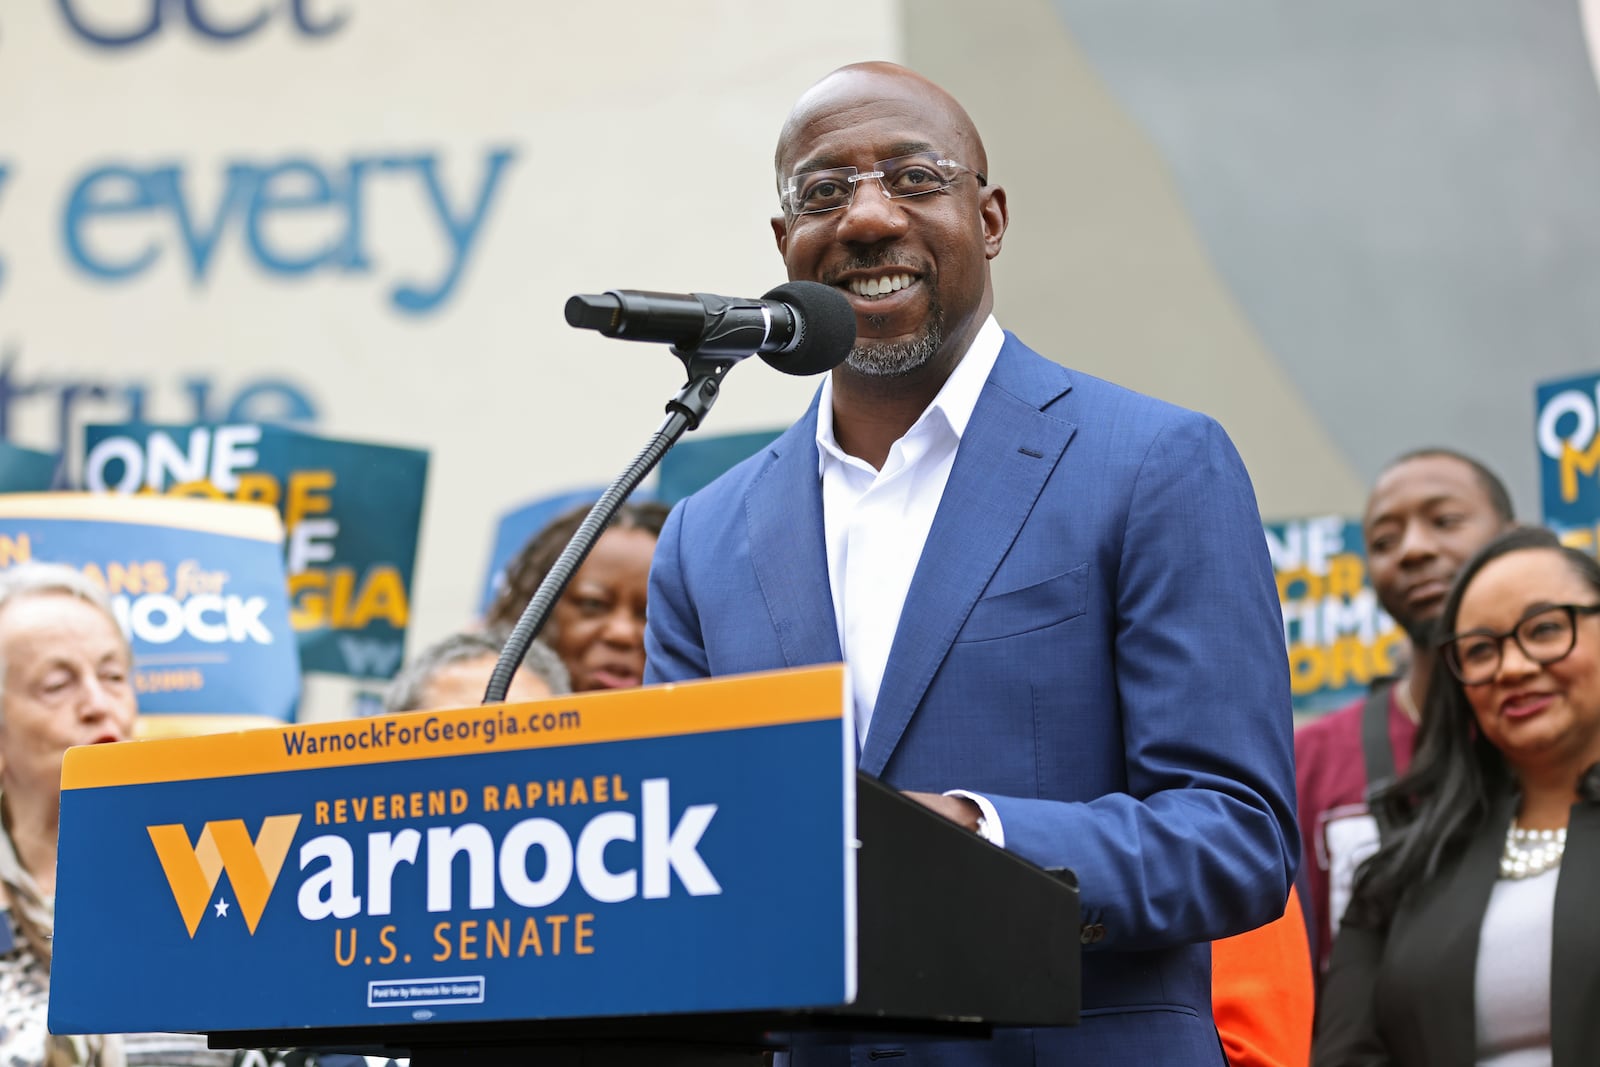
1441;603;1600;686
783;152;985;216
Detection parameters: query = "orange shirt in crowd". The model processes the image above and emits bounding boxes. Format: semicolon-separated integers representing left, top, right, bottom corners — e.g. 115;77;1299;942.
1212;884;1314;1067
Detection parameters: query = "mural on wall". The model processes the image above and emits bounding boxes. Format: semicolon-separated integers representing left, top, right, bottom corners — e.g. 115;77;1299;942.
0;2;896;718
7;1;1597;719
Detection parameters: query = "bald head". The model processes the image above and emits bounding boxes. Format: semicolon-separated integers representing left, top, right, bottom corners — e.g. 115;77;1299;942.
768;62;1007;386
775;62;990;185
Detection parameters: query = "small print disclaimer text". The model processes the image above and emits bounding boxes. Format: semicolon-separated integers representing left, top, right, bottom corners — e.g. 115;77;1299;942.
368;977;486;1008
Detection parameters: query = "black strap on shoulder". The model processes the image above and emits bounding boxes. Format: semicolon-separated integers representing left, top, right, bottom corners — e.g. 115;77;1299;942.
1361;678;1399;841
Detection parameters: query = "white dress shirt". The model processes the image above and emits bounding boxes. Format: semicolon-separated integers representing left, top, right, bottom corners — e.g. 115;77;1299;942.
816;315;1006;844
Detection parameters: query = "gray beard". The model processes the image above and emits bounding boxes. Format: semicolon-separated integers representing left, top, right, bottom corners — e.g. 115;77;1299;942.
845;300;946;378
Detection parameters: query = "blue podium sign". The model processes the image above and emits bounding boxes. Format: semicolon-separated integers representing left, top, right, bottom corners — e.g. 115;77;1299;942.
50;667;854;1035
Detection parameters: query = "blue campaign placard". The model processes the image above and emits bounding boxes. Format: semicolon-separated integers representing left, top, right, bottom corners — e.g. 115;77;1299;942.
50;668;854;1036
656;430;783;505
476;487;609;618
80;423;428;680
0;441;61;491
1264;515;1403;716
1536;371;1600;548
0;494;299;727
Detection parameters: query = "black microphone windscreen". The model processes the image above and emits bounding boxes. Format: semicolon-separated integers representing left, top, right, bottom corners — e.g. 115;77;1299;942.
760;281;856;376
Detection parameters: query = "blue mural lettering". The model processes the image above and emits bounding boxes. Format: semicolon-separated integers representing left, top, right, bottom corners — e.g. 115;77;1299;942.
62;148;516;315
0;349;319;456
56;0;346;48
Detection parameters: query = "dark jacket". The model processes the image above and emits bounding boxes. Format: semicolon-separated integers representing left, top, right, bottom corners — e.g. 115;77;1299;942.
1314;788;1600;1065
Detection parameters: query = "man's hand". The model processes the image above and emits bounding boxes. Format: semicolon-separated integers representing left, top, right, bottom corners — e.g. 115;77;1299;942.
903;791;982;832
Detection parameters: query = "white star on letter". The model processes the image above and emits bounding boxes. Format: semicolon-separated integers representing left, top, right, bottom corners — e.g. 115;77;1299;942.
214;899;230;918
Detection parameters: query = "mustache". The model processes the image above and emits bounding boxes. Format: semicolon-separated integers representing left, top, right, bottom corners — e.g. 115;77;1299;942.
822;253;929;284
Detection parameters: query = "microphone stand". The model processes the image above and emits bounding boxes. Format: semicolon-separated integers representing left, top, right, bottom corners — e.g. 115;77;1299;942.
482;353;735;704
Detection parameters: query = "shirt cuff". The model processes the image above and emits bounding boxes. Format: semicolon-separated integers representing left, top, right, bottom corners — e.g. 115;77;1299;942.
943;789;1004;848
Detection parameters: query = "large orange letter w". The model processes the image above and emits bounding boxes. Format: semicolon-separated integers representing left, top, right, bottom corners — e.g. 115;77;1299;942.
147;816;301;937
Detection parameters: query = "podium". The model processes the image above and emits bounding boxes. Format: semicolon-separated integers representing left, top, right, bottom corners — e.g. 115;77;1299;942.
50;666;1079;1064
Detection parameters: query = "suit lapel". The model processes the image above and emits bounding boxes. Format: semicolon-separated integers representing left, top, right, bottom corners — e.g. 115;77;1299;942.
859;337;1075;775
1552;800;1600;1066
746;397;842;669
1407;793;1508;1065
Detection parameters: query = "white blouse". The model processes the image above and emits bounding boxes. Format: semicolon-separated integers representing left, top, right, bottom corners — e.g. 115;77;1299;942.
1474;865;1557;1067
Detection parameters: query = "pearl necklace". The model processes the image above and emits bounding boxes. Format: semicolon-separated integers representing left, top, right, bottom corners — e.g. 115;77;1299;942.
1500;824;1567;880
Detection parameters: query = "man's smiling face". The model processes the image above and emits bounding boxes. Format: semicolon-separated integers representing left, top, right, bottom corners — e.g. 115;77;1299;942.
771;65;1006;379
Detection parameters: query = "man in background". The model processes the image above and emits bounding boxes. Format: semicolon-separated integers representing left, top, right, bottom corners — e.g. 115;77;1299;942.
1295;448;1514;973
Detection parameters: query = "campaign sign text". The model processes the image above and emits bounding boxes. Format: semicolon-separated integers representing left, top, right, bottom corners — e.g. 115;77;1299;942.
0;494;299;728
82;423;428;679
49;667;855;1035
1265;516;1402;715
1536;371;1600;551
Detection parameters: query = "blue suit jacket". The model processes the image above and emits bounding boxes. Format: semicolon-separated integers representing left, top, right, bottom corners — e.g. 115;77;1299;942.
645;334;1299;1066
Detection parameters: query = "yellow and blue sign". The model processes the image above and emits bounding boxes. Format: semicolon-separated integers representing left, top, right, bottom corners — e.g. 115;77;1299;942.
1266;516;1403;715
1536;372;1600;551
81;422;428;680
50;667;855;1036
0;493;299;731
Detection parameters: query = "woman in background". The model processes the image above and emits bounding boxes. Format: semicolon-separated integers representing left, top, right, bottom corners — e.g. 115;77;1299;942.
1315;526;1600;1065
0;563;138;1067
485;500;668;693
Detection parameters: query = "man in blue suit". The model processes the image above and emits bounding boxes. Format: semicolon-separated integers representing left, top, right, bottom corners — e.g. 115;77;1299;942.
644;61;1298;1066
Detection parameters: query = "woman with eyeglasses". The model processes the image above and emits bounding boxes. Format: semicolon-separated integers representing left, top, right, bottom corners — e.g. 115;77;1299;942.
1314;525;1600;1065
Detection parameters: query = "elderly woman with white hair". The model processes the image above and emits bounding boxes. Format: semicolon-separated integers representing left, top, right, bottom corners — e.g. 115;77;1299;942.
0;562;138;1067
0;564;386;1067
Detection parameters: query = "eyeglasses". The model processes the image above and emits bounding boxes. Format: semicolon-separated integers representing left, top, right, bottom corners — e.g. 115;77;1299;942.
782;152;985;216
1441;603;1600;686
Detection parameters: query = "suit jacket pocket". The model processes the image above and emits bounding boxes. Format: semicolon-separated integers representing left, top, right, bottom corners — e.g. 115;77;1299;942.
957;562;1089;643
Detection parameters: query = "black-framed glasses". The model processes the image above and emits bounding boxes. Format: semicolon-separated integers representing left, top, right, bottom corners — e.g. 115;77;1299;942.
1441;603;1600;686
782;152;985;216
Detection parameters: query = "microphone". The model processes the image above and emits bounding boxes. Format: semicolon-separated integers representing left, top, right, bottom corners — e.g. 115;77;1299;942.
564;280;855;376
